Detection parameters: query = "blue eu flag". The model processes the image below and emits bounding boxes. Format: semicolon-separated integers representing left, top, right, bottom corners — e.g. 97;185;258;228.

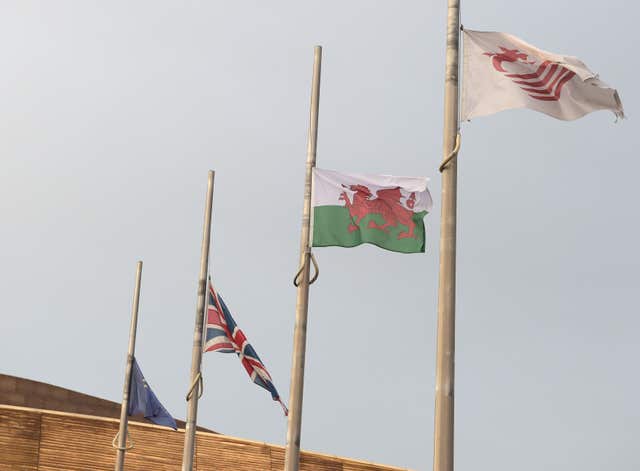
128;358;177;430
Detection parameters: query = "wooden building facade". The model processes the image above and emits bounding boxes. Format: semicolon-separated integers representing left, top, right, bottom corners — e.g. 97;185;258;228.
0;375;411;471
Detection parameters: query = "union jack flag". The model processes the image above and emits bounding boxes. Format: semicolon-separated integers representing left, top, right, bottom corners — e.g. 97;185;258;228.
204;279;288;415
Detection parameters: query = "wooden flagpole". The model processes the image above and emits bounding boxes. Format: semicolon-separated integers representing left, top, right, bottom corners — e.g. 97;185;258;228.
114;260;143;471
433;0;461;471
181;170;215;471
283;45;322;471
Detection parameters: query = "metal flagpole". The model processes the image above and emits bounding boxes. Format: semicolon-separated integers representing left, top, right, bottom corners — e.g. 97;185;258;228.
114;260;143;471
283;45;322;471
181;170;215;471
433;0;461;471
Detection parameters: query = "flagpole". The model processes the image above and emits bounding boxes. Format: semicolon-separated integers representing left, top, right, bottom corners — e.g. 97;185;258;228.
283;45;322;471
114;260;143;471
433;1;460;471
181;170;215;471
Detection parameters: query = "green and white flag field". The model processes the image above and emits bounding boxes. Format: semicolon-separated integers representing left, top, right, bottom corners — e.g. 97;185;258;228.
312;168;432;254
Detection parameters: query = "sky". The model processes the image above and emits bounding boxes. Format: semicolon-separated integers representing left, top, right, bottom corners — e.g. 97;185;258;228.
1;2;638;471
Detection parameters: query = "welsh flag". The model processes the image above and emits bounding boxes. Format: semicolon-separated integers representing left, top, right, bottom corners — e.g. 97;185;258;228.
312;168;432;254
462;29;624;121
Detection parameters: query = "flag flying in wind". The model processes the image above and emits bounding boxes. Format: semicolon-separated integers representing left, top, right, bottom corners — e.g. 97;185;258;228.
462;29;624;121
204;280;288;415
128;358;177;429
312;168;432;254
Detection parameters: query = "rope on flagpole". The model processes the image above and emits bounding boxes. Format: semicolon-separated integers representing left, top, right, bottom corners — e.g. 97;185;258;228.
112;430;135;450
439;132;461;173
185;371;203;401
293;251;319;287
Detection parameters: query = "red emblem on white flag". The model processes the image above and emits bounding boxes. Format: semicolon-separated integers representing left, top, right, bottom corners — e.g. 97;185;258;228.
463;30;624;121
483;47;576;102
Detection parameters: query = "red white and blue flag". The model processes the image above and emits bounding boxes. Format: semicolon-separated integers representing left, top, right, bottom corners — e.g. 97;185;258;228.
204;279;288;415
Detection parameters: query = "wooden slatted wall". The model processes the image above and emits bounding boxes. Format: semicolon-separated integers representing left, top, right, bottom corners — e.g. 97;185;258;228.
0;406;411;471
0;409;40;471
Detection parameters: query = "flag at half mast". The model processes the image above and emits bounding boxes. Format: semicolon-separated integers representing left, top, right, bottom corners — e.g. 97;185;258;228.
203;280;288;415
312;168;432;254
128;358;177;430
462;29;624;121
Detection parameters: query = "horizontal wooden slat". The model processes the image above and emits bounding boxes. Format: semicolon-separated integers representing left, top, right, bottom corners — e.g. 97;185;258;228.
196;434;271;471
122;422;183;471
0;406;411;471
0;409;40;471
38;414;118;471
300;452;343;471
270;446;285;470
38;415;185;471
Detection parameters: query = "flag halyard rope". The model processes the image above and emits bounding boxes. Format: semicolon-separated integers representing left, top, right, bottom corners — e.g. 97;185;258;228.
185;371;203;401
439;132;461;173
112;430;135;451
293;251;319;287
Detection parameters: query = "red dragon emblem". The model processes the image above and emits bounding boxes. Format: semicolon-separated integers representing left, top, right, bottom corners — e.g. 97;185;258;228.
338;184;417;240
484;47;576;101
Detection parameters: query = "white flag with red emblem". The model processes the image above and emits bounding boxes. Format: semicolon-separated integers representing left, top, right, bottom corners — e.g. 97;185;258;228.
462;29;624;121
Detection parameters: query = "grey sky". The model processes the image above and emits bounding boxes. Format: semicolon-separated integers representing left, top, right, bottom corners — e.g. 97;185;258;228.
1;2;638;470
